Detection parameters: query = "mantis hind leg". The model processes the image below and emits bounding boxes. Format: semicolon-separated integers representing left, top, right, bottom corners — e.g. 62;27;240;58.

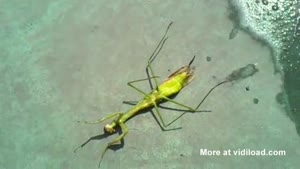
152;102;182;130
146;81;230;129
161;80;230;126
98;122;128;167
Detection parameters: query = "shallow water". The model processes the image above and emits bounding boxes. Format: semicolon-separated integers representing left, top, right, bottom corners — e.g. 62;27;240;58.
0;0;299;169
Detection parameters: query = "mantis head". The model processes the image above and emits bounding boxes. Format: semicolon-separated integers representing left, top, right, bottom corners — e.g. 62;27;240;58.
104;123;116;134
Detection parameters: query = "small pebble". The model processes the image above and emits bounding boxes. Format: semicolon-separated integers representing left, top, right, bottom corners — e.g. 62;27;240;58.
206;56;211;62
253;98;259;104
246;86;250;91
229;26;239;40
275;92;284;104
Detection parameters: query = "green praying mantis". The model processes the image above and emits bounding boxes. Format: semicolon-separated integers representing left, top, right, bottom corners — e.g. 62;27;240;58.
75;22;230;167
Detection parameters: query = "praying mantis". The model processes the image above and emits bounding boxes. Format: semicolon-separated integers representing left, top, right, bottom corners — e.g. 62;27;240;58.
75;21;230;167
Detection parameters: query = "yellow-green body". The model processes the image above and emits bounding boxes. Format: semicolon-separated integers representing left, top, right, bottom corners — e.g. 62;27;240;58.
104;64;194;133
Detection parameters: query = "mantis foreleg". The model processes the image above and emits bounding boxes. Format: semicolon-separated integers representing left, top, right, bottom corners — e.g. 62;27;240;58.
98;122;128;168
81;112;122;124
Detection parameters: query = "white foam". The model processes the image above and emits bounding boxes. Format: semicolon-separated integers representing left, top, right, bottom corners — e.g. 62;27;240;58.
229;0;299;71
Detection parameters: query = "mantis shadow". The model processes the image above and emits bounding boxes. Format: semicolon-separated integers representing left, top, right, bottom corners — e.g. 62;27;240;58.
74;126;124;154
